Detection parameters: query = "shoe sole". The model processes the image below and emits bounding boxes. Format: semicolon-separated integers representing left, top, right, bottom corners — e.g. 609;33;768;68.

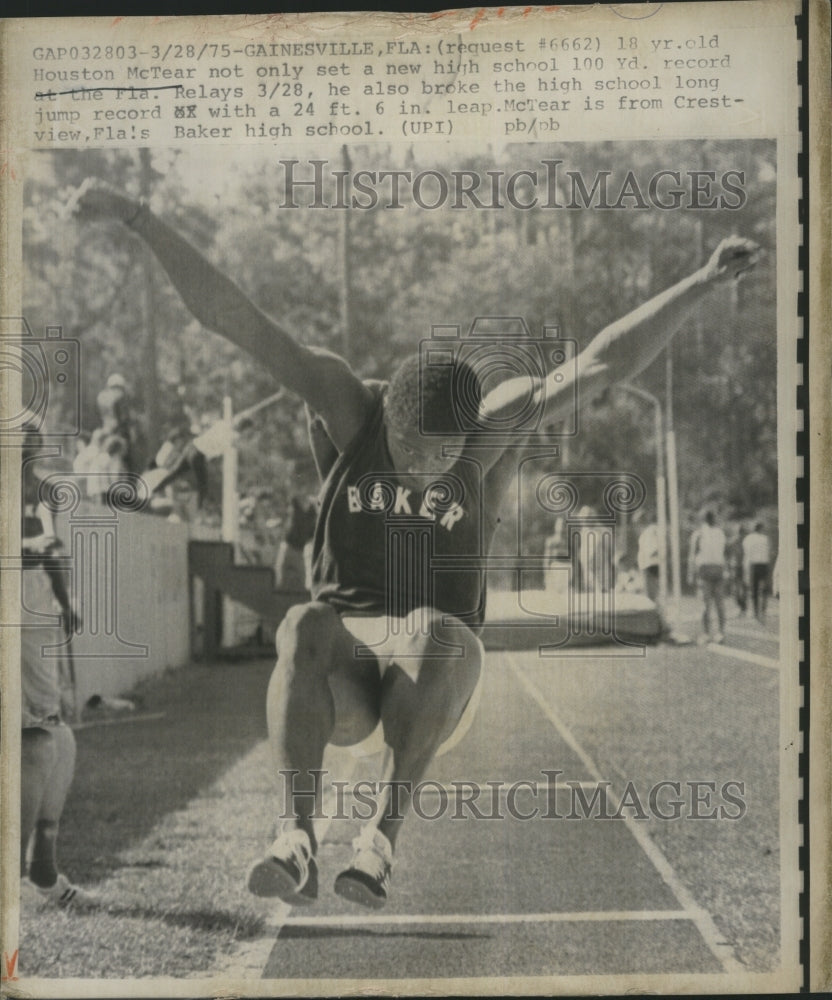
247;858;316;906
333;872;387;910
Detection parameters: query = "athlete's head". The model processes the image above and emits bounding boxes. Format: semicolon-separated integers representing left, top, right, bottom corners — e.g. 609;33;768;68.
384;354;480;477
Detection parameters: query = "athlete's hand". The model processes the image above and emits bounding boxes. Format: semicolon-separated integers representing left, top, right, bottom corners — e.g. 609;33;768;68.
702;236;762;283
66;178;141;225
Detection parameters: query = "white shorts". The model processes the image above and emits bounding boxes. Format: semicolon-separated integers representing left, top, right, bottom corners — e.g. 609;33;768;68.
340;614;484;760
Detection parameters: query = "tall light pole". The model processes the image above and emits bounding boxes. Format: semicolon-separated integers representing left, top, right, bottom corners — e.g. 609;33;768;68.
139;148;161;464
217;388;284;646
665;349;682;622
220;388;284;545
618;384;668;610
220;395;238;547
339;144;352;363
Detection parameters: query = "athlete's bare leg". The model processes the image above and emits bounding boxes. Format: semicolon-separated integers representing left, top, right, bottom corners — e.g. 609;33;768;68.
375;608;482;850
266;601;380;853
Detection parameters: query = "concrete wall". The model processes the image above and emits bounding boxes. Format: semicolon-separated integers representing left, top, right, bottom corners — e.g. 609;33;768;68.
55;500;190;706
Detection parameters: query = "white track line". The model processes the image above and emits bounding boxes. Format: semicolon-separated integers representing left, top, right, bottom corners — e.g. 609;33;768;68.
706;642;779;670
509;657;742;975
224;901;293;977
283;909;693;928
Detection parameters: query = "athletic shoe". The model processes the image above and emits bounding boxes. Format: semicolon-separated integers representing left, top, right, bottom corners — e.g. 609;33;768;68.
247;827;318;905
334;826;393;910
25;873;100;910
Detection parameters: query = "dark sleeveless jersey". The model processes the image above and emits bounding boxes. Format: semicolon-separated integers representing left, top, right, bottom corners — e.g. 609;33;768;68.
311;385;487;630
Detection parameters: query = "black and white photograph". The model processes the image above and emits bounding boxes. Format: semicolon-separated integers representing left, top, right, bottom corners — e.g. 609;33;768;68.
0;3;820;995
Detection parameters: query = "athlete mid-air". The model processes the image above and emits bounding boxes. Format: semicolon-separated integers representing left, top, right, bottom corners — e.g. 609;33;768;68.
71;178;759;908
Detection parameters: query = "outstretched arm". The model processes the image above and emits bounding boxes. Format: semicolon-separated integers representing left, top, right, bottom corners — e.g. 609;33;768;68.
481;235;761;431
69;180;370;450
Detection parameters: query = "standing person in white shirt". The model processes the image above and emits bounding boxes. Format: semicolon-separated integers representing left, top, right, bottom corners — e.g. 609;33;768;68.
742;521;772;623
688;511;728;643
637;519;661;603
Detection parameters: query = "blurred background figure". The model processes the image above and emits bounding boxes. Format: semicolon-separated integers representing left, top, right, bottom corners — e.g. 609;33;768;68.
274;496;317;591
96;373;139;473
543;517;569;596
688;510;727;644
99;433;129;495
70;432;94;496
145;421;208;522
743;521;772;623
637;515;660;604
634;509;691;645
575;506;597;594
729;524;749;616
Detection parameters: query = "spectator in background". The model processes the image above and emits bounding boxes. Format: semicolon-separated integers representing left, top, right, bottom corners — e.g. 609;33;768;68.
96;373;140;471
576;506;598;593
743;521;772;623
20;425;99;910
729;524;749;616
103;434;129;484
82;428;106;501
637;518;661;603
88;432;128;502
274;496;317;591
145;421;209;518
771;555;780;599
636;514;691;645
688;510;728;644
71;432;95;497
543;517;569;595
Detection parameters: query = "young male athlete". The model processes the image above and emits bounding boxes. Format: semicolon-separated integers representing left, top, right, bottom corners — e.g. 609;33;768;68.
71;178;759;908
